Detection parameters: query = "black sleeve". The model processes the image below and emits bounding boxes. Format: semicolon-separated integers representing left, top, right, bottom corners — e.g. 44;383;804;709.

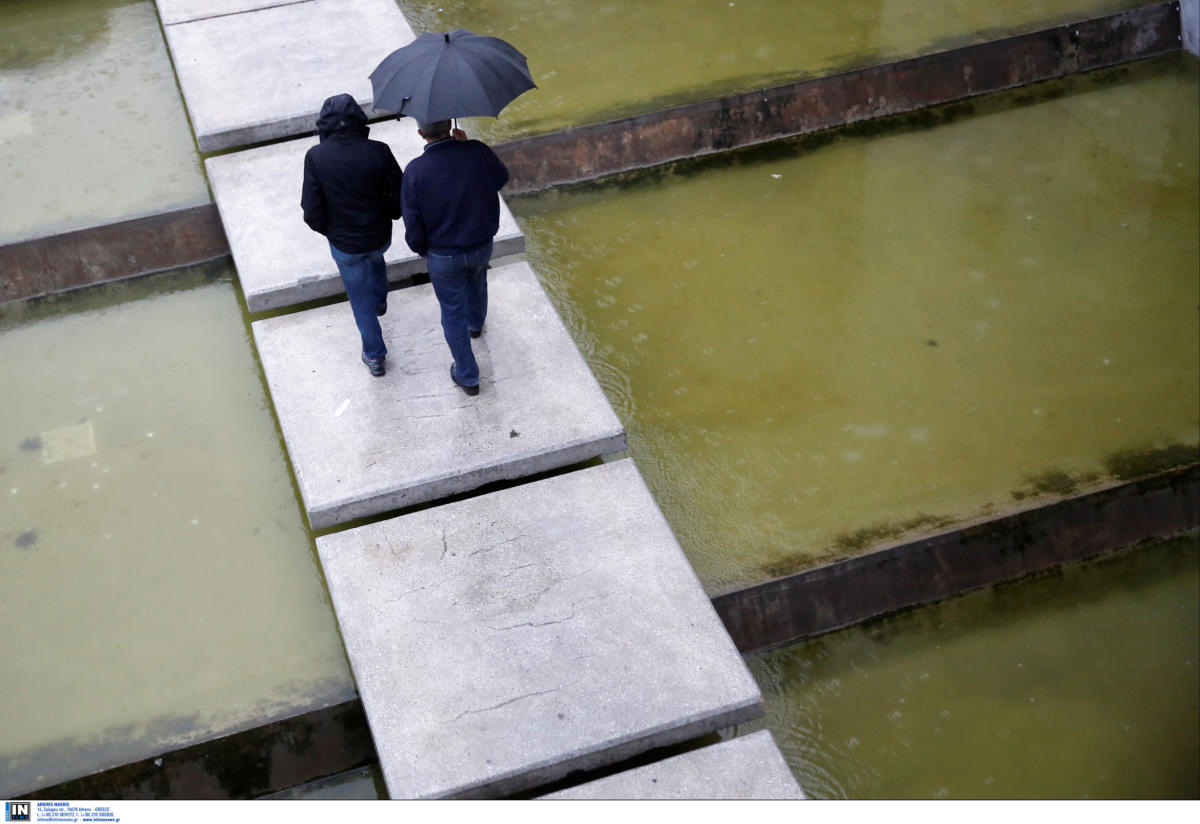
382;147;404;221
301;150;328;235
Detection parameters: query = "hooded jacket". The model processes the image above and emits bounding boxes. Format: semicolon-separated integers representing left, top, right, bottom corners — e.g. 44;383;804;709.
301;94;404;254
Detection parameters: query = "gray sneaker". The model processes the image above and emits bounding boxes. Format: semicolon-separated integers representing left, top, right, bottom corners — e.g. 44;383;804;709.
362;353;385;377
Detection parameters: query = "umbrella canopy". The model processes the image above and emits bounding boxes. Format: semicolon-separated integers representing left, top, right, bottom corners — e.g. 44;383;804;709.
369;29;535;123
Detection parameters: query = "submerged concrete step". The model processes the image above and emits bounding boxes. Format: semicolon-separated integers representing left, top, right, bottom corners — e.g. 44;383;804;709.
542;731;804;799
206;119;524;312
251;261;626;528
160;0;414;151
315;458;764;799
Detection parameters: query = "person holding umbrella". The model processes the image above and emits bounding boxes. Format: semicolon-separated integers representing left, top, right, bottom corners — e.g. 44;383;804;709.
400;120;509;396
301;93;404;378
370;29;534;396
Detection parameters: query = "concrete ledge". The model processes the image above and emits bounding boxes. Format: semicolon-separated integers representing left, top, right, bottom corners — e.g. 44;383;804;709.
316;459;764;799
714;463;1200;653
542;731;803;799
1184;0;1199;56
162;0;414;151
0;206;228;306
251;261;625;528
496;2;1183;194
206;120;524;312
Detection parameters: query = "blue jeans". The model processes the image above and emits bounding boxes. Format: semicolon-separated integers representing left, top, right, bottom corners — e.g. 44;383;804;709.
426;240;491;387
329;240;390;360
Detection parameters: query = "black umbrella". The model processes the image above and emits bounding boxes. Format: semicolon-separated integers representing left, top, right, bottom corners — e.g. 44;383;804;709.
369;29;535;123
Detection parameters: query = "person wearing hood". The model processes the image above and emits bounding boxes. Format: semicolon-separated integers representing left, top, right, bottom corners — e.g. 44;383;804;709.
302;93;404;377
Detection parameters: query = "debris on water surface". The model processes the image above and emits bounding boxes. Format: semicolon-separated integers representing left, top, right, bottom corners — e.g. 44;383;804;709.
925;339;938;347
14;529;37;549
19;436;42;451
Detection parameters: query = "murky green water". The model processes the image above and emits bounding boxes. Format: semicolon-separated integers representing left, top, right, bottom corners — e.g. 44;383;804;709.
0;0;209;243
513;56;1200;593
398;0;1144;140
0;265;353;796
733;536;1200;799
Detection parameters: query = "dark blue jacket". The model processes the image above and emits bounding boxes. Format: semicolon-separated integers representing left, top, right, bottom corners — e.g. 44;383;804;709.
302;94;403;254
401;138;509;257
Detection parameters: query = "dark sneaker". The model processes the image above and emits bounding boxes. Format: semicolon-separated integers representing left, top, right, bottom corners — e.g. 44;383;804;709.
375;302;387;316
469;327;482;339
362;352;385;377
450;363;479;396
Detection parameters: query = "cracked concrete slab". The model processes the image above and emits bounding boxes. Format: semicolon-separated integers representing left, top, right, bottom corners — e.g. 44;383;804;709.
315;458;764;799
161;0;414;151
542;731;804;799
206;119;523;312
251;261;626;528
155;0;310;26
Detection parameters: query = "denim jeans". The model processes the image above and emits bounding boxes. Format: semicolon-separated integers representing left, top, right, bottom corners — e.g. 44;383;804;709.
426;240;492;387
329;240;390;360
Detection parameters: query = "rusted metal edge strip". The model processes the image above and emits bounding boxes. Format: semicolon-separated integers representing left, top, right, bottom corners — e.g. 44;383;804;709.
494;1;1183;194
0;205;229;306
713;463;1200;656
17;699;374;800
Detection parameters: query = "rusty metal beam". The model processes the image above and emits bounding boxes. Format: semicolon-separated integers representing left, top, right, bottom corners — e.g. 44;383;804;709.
713;464;1200;655
0;205;229;305
17;699;374;801
495;2;1183;194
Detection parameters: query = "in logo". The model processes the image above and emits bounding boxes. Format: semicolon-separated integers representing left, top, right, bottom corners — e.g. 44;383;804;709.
4;802;31;822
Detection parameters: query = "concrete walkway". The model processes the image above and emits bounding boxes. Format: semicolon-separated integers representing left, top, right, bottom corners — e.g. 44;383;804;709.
542;731;803;799
153;0;800;799
157;0;413;151
316;459;764;799
251;261;626;528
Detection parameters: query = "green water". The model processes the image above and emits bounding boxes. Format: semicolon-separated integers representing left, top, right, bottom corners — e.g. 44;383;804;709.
398;0;1143;140
734;536;1200;799
513;56;1200;593
0;0;209;243
0;265;353;796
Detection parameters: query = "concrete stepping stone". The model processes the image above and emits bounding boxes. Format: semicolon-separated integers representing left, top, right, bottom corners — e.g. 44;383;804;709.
155;0;309;25
542;731;804;799
251;261;626;528
206;119;524;312
161;0;414;151
315;458;765;799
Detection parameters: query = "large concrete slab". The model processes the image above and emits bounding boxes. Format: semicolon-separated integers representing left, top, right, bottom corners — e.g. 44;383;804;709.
315;458;764;799
155;0;309;25
162;0;414;151
206;119;524;312
543;731;804;799
252;261;626;528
